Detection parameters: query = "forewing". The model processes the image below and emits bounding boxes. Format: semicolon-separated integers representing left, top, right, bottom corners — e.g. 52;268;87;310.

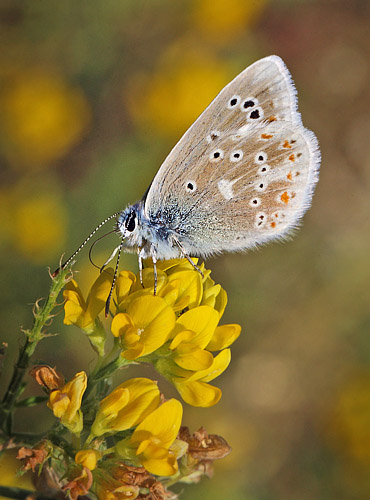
144;56;320;255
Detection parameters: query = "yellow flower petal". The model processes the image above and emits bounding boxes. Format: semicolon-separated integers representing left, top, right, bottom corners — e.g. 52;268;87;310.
188;349;231;383
206;324;241;351
214;287;228;318
146;258;199;273
140;450;178;476
131;268;168;293
47;371;87;434
85;269;114;320
173;344;214;371
116;399;183;476
116;270;136;306
131;399;183;449
174;379;222;408
201;283;221;309
120;295;176;359
174;306;219;348
169;330;195;350
63;280;88;327
111;313;135;338
75;449;101;470
91;378;160;436
123;345;145;360
167;270;203;310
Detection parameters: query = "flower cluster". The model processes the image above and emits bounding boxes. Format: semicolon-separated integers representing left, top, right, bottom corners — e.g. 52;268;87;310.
64;258;241;407
18;259;238;498
28;368;230;499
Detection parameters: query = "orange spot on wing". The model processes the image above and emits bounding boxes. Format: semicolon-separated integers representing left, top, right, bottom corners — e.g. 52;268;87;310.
270;222;276;228
289;154;295;161
283;140;292;149
267;116;277;122
261;133;273;139
287;172;293;180
280;191;290;204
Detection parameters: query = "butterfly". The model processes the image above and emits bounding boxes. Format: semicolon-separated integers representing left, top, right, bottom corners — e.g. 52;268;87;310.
54;55;320;314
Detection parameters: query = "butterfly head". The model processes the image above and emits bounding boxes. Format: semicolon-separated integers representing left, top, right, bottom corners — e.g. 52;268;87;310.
116;203;147;249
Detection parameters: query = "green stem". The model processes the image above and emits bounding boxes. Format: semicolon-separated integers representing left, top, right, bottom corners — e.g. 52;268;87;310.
0;266;71;434
83;355;131;401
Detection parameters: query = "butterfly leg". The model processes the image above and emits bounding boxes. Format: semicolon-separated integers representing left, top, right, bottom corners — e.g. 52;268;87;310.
150;244;158;295
137;247;145;288
172;238;204;278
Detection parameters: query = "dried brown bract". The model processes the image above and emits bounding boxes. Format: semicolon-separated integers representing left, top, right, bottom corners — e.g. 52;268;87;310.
16;440;51;472
29;365;65;392
179;426;231;460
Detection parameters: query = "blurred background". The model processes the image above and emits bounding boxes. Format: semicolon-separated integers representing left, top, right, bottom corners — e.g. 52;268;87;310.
1;0;370;499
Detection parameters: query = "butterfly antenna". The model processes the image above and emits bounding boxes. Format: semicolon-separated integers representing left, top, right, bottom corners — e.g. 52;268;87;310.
105;237;125;317
52;212;120;277
88;229;116;270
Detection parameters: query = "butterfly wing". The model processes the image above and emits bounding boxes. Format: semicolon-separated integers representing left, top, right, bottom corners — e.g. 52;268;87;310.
144;56;320;256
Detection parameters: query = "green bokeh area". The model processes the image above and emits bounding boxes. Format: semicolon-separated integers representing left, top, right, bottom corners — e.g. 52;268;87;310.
1;1;370;499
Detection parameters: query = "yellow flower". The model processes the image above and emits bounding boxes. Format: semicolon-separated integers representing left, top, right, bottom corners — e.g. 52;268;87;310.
47;371;87;434
75;449;102;471
111;295;176;360
0;69;91;170
64;270;114;332
152;301;240;406
172;349;232;407
63;269;115;355
116;399;184;476
91;378;160;437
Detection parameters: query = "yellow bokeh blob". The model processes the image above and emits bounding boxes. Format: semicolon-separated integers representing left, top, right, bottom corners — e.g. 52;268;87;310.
126;48;236;139
327;374;370;463
192;0;267;43
12;193;67;263
0;450;34;497
1;70;91;170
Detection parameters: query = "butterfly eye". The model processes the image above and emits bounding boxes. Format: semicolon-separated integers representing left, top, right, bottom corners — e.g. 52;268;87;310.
227;95;241;109
210;149;224;161
125;211;136;232
230;150;243;162
185;181;197;192
255;152;268;163
241;97;258;112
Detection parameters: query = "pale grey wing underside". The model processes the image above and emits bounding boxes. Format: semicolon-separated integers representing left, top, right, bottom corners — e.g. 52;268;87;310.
144;56;320;256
